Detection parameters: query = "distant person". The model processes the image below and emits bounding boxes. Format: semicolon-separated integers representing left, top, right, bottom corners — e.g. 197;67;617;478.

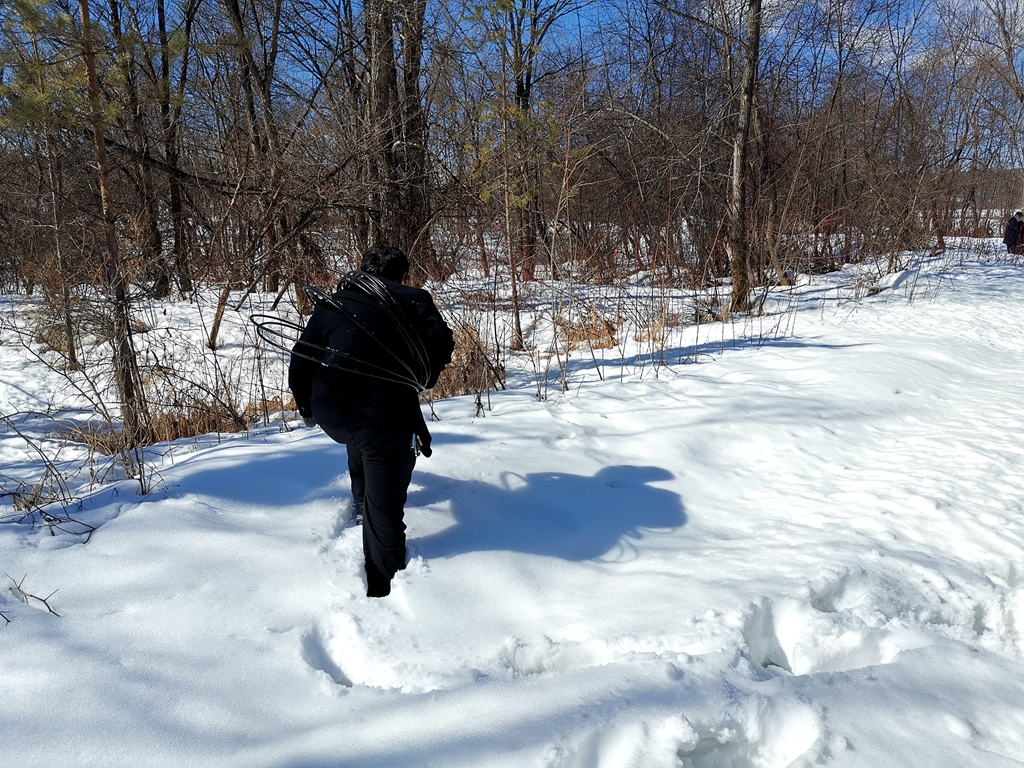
1003;211;1024;254
289;246;454;597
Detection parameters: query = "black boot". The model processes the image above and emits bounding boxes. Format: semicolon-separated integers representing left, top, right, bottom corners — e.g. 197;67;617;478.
365;557;391;598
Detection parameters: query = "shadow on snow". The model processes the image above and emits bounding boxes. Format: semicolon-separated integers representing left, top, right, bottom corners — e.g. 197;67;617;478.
524;334;867;389
409;465;686;562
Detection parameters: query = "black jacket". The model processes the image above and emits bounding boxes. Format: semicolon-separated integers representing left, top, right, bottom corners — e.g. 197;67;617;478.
288;275;454;455
1004;217;1022;250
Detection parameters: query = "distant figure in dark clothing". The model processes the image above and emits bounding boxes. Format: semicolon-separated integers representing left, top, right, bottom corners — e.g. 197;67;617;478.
289;246;454;597
1004;211;1024;254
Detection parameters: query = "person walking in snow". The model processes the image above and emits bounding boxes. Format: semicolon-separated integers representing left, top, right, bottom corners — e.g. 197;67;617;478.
1003;211;1024;254
288;246;454;597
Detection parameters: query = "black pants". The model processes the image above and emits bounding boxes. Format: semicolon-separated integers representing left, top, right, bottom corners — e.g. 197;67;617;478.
346;429;416;597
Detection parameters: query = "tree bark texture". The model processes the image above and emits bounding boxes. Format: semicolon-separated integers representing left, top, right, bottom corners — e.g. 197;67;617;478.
726;0;761;315
79;0;152;450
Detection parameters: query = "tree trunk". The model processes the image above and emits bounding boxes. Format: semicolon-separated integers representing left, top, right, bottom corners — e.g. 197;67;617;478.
397;0;438;277
79;0;152;451
109;0;169;297
366;0;401;246
363;0;436;277
726;0;761;316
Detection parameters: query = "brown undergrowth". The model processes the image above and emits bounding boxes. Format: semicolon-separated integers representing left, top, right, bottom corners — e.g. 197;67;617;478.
60;394;297;452
427;325;504;401
555;305;617;351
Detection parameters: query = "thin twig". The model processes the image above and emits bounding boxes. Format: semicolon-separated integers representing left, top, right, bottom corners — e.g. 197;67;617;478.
5;573;61;617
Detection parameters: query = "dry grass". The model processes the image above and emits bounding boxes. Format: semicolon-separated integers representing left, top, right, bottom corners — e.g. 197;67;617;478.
9;478;60;512
149;402;247;443
428;325;503;400
33;321;72;355
59;421;129;456
60;394;296;451
244;395;296;425
556;305;617;350
633;313;685;342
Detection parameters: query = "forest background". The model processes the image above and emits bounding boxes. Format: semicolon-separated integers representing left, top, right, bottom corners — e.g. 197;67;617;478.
2;0;1024;478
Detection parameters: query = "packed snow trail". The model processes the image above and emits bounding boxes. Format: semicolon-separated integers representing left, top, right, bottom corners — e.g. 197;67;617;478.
1;256;1024;766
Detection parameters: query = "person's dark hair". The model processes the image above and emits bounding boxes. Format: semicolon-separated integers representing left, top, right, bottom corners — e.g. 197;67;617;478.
1015;211;1023;217
360;245;409;282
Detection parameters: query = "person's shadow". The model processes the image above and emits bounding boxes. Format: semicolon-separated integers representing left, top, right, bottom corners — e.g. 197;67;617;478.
411;465;686;562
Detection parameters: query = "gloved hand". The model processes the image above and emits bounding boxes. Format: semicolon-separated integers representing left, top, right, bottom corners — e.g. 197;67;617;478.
302;414;316;428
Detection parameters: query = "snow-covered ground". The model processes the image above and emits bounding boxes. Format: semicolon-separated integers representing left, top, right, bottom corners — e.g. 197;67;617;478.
2;247;1024;766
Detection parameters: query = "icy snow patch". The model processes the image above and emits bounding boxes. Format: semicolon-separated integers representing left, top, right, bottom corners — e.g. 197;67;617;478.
741;567;945;675
743;594;930;676
546;701;824;768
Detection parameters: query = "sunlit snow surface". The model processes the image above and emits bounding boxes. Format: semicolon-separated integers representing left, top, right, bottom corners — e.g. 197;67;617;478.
2;247;1024;766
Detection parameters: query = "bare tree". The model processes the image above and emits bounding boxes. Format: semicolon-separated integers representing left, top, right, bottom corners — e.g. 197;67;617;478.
79;0;153;449
724;0;761;314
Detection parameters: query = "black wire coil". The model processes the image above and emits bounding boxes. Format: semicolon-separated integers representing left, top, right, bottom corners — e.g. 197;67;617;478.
251;270;433;393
